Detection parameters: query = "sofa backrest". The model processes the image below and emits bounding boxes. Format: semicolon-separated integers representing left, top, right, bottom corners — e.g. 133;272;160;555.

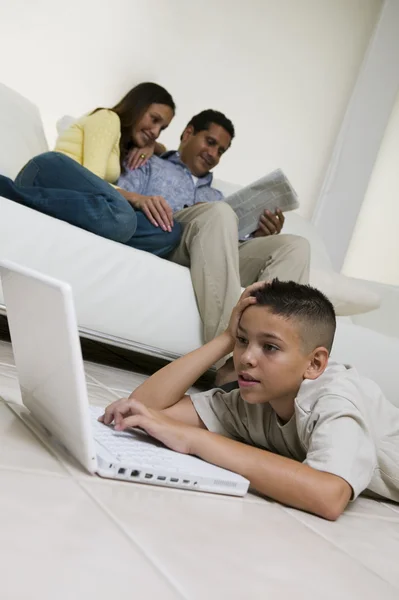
0;83;48;179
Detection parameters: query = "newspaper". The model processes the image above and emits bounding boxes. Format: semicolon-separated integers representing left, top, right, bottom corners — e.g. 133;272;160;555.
224;169;300;238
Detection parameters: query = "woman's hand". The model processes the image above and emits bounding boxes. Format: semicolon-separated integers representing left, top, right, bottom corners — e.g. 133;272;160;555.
126;144;155;170
128;193;174;232
226;281;268;341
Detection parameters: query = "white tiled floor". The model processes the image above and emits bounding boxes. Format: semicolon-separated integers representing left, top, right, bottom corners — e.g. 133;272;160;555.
0;470;180;600
1;338;399;599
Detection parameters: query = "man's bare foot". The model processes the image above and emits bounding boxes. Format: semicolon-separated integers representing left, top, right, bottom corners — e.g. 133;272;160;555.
215;356;237;387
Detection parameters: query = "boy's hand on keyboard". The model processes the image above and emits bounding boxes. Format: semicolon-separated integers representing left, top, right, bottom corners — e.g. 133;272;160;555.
99;397;137;428
100;398;195;455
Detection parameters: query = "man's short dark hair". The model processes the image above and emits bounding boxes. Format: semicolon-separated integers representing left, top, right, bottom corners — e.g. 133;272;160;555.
182;109;235;141
251;280;336;352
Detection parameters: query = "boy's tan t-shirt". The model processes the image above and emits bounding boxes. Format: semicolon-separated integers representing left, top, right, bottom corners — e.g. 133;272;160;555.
190;362;399;502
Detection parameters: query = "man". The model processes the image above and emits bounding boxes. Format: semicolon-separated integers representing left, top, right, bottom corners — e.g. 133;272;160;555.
118;110;310;381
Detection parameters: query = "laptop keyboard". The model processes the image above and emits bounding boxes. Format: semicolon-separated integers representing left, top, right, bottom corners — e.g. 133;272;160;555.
89;405;175;468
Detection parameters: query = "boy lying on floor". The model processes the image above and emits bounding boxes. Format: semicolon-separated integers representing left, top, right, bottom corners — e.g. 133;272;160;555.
100;280;399;520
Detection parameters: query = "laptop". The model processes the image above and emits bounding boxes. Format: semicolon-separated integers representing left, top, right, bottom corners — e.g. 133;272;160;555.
0;260;249;496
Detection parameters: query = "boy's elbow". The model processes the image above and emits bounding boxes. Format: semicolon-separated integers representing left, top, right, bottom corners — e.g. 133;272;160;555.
317;503;344;522
313;478;352;521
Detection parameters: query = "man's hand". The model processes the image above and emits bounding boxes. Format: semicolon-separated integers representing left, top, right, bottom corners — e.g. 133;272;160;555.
254;208;285;237
126;144;155;170
100;398;196;454
226;281;267;341
130;194;173;232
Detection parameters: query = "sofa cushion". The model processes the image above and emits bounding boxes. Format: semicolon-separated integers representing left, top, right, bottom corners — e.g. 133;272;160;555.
0;198;203;357
310;268;381;316
0;83;48;179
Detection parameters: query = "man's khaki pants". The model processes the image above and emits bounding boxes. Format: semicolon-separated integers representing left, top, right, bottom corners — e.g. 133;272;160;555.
169;202;310;343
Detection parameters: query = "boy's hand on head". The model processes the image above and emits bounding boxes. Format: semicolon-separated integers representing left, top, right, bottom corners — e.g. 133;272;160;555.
226;281;268;341
101;399;196;455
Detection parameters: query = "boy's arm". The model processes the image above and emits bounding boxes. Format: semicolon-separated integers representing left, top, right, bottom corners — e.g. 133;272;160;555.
112;402;351;520
189;428;352;521
99;333;232;429
101;285;262;426
131;332;234;411
100;333;233;428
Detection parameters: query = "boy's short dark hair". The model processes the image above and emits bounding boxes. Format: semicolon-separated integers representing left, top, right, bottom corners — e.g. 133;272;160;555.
181;109;235;141
252;280;336;352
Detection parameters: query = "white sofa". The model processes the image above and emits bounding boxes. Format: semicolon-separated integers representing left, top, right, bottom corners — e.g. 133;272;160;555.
1;82;398;407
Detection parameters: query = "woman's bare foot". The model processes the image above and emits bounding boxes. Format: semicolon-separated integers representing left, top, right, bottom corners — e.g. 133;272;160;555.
215;356;237;387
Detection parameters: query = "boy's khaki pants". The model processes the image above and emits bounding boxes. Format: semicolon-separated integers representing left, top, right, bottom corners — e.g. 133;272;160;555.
169;202;310;343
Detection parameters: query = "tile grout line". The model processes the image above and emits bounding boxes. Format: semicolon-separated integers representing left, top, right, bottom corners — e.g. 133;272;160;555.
0;464;188;597
76;479;189;600
2;400;186;596
280;506;399;591
0;404;186;598
336;511;399;522
0;464;68;478
4;402;85;478
85;373;121;399
0;361;16;369
0;372;18;382
381;501;399;516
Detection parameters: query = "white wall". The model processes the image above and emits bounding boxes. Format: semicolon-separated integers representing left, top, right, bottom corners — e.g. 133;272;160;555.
0;0;381;219
343;90;399;285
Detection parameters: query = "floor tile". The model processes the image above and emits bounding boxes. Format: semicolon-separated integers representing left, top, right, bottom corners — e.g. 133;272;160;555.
0;371;22;404
4;335;398;596
383;501;399;516
0;342;21;403
0;339;15;365
5;400;100;481
85;360;148;393
0;401;68;475
86;382;120;406
80;478;398;600
344;496;399;519
85;360;207;397
285;502;399;589
0;470;181;600
0;362;17;377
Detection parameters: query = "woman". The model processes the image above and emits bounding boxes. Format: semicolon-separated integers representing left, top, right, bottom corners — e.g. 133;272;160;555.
0;82;181;257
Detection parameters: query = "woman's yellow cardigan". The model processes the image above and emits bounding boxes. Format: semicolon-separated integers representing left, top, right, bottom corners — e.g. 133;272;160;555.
55;109;122;184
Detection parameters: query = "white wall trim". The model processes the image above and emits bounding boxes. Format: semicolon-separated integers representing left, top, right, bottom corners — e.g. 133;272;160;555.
312;0;399;270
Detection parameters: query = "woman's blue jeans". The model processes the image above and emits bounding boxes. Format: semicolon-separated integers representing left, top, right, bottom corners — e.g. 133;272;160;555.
0;152;181;257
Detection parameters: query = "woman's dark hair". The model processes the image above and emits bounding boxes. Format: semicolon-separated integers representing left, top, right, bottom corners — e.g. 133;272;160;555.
93;82;175;171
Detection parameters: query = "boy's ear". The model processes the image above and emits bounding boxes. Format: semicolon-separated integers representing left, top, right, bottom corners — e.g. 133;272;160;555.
181;125;194;143
303;347;329;381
